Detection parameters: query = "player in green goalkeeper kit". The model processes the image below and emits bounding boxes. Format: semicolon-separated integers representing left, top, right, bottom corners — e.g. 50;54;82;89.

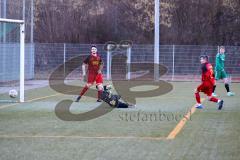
212;46;235;97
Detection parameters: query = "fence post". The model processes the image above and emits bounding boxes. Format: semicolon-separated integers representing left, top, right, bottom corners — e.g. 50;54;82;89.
172;45;175;81
31;43;35;79
63;43;66;77
3;0;7;42
30;0;34;43
107;45;111;80
126;46;131;80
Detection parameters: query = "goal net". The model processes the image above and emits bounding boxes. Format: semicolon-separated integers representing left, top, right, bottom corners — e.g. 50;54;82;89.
0;18;25;103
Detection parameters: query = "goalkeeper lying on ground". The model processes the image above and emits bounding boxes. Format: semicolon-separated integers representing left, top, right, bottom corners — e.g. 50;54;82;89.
99;85;135;108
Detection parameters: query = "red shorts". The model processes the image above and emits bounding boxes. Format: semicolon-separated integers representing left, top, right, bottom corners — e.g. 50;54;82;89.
87;73;103;84
197;81;213;96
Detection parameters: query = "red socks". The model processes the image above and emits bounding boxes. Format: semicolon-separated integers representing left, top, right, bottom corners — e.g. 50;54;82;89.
195;92;219;103
195;93;201;103
209;97;219;103
80;86;89;96
80;86;103;100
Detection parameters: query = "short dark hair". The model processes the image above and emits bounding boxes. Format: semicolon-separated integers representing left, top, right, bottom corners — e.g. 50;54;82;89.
91;45;97;49
199;55;209;61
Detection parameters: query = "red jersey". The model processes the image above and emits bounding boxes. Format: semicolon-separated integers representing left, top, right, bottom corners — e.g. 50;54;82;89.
201;62;215;84
83;53;102;74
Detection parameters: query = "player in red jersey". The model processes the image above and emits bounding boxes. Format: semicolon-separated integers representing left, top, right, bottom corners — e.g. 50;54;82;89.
195;55;224;110
75;45;104;102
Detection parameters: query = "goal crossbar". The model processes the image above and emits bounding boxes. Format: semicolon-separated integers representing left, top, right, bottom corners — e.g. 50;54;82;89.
0;18;24;24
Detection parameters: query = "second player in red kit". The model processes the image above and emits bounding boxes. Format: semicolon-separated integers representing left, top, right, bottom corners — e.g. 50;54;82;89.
76;45;103;102
195;55;224;110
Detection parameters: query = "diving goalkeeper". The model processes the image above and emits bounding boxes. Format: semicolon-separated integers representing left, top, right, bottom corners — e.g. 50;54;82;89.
100;85;135;108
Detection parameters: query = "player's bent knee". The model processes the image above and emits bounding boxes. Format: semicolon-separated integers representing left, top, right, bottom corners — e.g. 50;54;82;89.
86;83;93;88
194;89;199;93
97;84;103;90
207;96;212;101
223;78;228;83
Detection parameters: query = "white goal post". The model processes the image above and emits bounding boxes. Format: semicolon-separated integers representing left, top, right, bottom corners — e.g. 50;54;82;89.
0;18;25;102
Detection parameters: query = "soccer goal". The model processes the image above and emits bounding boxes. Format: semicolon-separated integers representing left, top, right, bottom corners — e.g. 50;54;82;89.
0;18;25;103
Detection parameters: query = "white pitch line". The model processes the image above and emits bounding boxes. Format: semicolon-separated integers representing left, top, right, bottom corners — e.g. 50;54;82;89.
0;135;166;140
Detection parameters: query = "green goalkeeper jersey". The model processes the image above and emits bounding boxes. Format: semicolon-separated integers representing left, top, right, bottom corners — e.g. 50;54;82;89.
215;53;225;71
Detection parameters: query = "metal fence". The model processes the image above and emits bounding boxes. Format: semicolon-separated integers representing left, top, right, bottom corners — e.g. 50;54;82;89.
33;43;240;82
1;43;240;84
0;43;34;82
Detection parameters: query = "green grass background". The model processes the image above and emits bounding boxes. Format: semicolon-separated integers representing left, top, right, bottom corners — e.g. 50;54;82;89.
0;82;239;160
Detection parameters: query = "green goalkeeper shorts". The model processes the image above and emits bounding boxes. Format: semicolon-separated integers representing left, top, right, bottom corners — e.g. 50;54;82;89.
215;69;227;80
